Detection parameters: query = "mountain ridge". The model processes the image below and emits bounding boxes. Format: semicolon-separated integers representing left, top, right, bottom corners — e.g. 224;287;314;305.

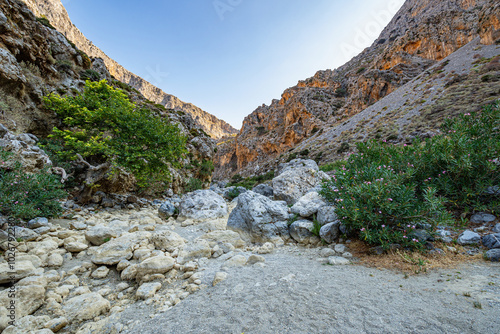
21;0;238;139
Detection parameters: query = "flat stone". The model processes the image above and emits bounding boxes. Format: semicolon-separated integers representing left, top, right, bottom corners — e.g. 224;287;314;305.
482;233;500;249
136;282;162;299
63;293;110;322
485;249;500;262
0;261;36;284
328;256;350;265
457;230;481;245
470;212;496;224
91;266;110;279
27;217;49;229
0;285;45;318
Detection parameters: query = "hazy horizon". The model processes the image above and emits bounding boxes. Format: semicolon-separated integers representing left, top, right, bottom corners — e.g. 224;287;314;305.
64;0;405;129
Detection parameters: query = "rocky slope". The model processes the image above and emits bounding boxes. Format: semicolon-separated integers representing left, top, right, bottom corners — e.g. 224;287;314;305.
215;0;500;178
0;0;216;194
21;0;238;139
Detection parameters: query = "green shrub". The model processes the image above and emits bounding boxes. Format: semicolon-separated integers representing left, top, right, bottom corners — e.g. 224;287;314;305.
286;153;297;162
199;160;214;178
36;16;55;29
320;101;500;250
43;80;187;189
0;149;66;220
79;69;100;82
227;171;275;190
319;160;346;172
77;50;92;69
226;187;243;200
185;178;203;192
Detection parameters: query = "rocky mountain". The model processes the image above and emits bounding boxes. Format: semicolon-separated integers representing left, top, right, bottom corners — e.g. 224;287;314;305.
21;0;238;139
0;0;216;194
215;0;500;179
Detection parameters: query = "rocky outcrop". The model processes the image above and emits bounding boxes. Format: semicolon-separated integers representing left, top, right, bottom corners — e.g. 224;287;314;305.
21;0;238;139
215;0;500;178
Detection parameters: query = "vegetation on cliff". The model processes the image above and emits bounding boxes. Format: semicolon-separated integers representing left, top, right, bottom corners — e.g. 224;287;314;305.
320;101;500;250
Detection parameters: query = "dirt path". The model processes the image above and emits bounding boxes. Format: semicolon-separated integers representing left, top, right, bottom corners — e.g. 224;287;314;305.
119;246;500;334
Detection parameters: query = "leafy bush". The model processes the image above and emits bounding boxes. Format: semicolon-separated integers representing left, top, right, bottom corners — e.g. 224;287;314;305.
79;69;100;82
227;171;275;190
36;16;55;29
0;149;66;220
226;187;243;200
199;160;214;178
320;101;500;250
185;178;203;192
43;80;187;189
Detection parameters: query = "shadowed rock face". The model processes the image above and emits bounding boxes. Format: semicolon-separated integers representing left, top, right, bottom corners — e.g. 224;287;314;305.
21;0;238;139
214;0;500;179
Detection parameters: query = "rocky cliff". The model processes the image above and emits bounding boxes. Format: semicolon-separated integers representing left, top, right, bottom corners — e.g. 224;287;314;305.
21;0;238;139
215;0;500;179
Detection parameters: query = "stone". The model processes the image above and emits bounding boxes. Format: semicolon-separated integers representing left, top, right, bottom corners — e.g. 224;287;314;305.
64;241;88;253
177;240;212;264
291;191;327;218
470;212;496;225
34;226;51;235
63;293;110;322
12;226;39;241
272;159;330;205
177;190;227;222
227;191;289;243
0;261;36;284
482;233;500;249
316;206;337;225
151;230;186;252
256;242;275;254
494;223;500;233
289;220;315;244
137;255;175;277
409;229;433;242
252;184;274;198
319;221;341;244
158;201;176;219
0;285;45;318
27;217;49;229
44;317;68;332
69;221;87;230
46;253;64;267
0;306;8;332
2;315;51;334
92;231;151;265
223;254;247;267
246;254;265;265
334;244;347;254
485;249;500;262
213;272;228;286
85;225;121;246
457;230;481;245
17;275;47;288
328;256;351;265
136;282;162;299
91;266;110;279
320;248;336;258
121;265;138;281
199;230;245;248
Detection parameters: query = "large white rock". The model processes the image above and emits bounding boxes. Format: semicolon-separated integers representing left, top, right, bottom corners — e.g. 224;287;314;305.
291;191;326;218
317;206;337;225
136;255;175;277
0;285;45;318
85;225;121;246
273;159;330;205
2;315;51;334
63;293;110;322
92;232;151;265
289;220;319;245
151;230;186;252
227;191;290;243
177;239;212;264
0;261;36;284
136;282;162;299
177;190;227;222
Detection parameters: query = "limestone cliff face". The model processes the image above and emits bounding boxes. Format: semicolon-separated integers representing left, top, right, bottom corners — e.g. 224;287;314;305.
21;0;238;139
214;0;500;179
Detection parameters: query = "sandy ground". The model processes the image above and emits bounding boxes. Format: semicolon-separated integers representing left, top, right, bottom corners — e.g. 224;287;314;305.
118;246;500;334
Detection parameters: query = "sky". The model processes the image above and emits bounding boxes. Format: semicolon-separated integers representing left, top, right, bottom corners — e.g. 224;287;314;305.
63;0;405;129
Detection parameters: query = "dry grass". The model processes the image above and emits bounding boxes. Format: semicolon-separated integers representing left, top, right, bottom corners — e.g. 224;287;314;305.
348;240;483;276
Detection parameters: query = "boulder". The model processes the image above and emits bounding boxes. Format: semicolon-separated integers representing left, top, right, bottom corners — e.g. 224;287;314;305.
63;293;110;322
64;241;88;253
177;190;227;222
289;220;319;244
485;249;500;262
252;184;274;198
482;233;500;249
158;201;176;219
457;230;481;245
272;159;330;205
85;225;121;246
494;223;500;233
291;191;326;218
227;191;290;243
92;232;151;265
27;217;49;229
470;212;496;225
317;206;337;225
2;315;51;334
177;239;212;264
151;230;186;252
136;255;175;277
136;282;162;299
319;221;341;244
0;285;45;318
12;226;39;241
0;261;36;284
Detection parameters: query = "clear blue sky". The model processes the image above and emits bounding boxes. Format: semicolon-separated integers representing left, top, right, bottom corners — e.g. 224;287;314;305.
63;0;405;129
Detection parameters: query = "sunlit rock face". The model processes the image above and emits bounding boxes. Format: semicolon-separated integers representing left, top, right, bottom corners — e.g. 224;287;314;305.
214;0;500;179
